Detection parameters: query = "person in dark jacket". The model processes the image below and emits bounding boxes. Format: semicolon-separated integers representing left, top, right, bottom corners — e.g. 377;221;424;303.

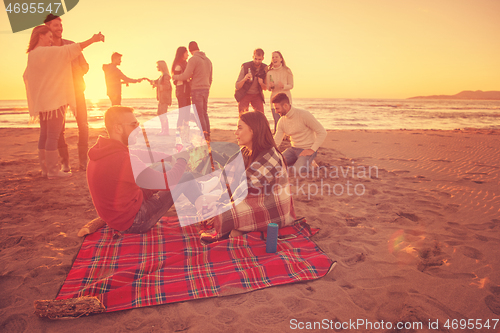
234;48;267;114
102;53;143;106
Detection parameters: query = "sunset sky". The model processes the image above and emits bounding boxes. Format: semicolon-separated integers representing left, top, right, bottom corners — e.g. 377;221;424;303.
1;0;499;100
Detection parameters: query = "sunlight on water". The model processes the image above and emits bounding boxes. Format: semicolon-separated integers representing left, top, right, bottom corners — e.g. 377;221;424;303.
1;98;499;130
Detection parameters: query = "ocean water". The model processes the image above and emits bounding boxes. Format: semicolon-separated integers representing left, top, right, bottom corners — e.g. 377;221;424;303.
0;98;499;130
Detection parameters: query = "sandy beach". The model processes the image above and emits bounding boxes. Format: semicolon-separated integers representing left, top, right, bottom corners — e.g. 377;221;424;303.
1;127;499;332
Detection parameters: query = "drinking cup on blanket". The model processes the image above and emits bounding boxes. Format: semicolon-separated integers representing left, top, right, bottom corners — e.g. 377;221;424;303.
266;223;279;253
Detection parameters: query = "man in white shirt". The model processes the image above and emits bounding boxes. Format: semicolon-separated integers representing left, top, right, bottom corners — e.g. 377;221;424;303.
273;93;327;174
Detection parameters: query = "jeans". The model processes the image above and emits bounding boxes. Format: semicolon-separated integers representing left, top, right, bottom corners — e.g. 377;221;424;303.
125;172;202;234
191;89;210;134
282;147;318;175
176;89;191;128
57;90;89;150
271;107;281;133
108;94;121;106
238;93;264;114
38;108;66;151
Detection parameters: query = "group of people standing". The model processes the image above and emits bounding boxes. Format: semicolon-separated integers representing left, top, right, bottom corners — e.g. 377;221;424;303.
102;42;213;141
235;49;294;133
23;15;326;243
235;48;326;173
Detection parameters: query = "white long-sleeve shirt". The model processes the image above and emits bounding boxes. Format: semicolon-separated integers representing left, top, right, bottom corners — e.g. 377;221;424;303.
266;65;293;104
274;106;327;152
23;43;82;119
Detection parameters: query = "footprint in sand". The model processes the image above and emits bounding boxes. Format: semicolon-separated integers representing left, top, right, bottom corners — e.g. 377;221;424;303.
475;234;488;242
167;319;191;332
465;222;496;230
444;204;459;213
328;242;363;257
383;190;405;197
283;296;315;313
345;217;366;227
376;202;393;211
396;212;419;222
248;306;289;325
340;282;355;289
449;229;467;236
215;309;238;324
0;314;28;333
431;189;451;198
484;295;500;315
423;209;444;217
213;293;247;308
445;240;462;246
123;318;149;331
249;289;274;304
490;286;500;295
190;298;218;315
304;285;316;295
0;236;23;250
460;246;483;260
343;253;366;266
348;289;377;311
391;170;411;175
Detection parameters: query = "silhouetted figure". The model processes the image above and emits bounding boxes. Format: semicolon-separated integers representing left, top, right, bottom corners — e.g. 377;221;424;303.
171;46;191;129
103;52;143;106
146;61;172;135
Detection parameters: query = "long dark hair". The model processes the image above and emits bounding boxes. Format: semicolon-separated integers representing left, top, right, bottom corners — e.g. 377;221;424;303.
239;112;281;167
27;25;51;53
267;51;287;71
171;46;188;75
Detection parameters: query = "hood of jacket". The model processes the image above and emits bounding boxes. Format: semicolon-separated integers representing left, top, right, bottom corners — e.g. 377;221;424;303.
193;51;208;60
88;136;128;161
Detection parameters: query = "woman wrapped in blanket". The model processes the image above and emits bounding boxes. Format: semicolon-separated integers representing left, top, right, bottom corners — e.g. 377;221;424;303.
199;111;295;242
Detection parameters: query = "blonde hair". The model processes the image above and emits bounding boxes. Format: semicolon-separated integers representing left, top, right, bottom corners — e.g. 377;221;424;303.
27;25;51;53
104;106;134;133
157;60;169;73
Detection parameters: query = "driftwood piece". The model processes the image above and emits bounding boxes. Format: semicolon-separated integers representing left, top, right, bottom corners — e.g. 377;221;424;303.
34;296;105;319
77;217;107;237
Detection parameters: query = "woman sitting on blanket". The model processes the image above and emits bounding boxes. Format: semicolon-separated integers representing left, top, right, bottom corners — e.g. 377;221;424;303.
200;111;295;242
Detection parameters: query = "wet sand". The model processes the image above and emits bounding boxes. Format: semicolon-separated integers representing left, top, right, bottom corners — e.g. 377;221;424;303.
1;127;499;332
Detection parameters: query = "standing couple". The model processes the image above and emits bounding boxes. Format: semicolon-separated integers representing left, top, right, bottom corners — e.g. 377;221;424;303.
171;42;213;142
235;49;294;133
23;20;104;179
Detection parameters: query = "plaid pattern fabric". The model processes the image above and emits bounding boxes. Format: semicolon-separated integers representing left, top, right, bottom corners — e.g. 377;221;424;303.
216;147;295;235
56;217;334;312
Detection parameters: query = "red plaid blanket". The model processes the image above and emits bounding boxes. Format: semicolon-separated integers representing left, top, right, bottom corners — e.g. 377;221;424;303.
56;217;334;312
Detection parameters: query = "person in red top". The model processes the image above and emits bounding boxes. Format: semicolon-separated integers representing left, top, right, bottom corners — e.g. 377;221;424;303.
86;106;202;233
